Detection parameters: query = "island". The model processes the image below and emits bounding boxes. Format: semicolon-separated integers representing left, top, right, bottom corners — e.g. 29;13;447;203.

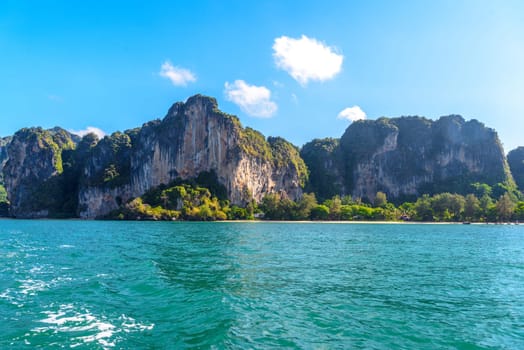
0;94;523;222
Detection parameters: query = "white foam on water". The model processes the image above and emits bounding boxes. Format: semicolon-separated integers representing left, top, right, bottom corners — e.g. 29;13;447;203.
33;304;116;348
120;314;155;332
31;304;154;348
0;288;25;307
0;274;73;308
59;244;75;249
29;266;43;274
18;278;49;295
17;275;72;295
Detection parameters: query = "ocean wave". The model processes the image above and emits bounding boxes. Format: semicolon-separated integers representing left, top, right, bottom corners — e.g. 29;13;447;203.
0;275;74;308
59;244;75;249
18;278;49;296
30;304;154;348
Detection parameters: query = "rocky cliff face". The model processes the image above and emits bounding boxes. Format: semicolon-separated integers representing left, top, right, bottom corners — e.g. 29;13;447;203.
303;115;513;203
0;136;11;184
2;96;306;219
3;128;77;218
3;95;517;218
508;147;524;193
77;95;306;218
300;138;344;201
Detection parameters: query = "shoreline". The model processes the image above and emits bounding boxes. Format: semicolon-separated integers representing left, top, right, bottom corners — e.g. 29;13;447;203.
1;217;519;225
217;220;491;225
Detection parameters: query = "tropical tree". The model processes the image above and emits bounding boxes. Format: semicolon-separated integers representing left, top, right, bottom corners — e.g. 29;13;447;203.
296;193;317;220
310;205;330;220
463;194;480;221
374;191;387;207
496;193;515;222
414;194;433;221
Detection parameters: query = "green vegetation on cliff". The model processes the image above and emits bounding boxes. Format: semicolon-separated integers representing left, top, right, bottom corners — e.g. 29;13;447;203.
213;102;308;186
2;95;524;221
341;117;398;163
15;127;76;174
86;131;133;188
0;185;6;202
30;133;98;217
4;127;80;217
111;184;229;221
106;171;252;221
103;169;524;222
238;127;273;161
300;138;341;201
0;185;8;216
235;129;308;188
508;147;524;193
0;137;9;216
301;114;517;204
268;137;308;187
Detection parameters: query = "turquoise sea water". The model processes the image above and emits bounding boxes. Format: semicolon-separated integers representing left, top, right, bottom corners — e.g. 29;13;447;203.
1;220;523;349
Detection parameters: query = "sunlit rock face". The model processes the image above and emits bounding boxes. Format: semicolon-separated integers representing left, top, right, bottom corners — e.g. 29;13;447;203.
304;115;512;203
4;95;513;218
344;115;513;202
77;95;306;218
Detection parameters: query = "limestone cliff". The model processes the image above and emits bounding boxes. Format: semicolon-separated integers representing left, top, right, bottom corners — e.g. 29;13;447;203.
3;95;517;218
0;136;11;185
303;115;513;203
508;147;524;193
3;127;77;218
0;136;11;215
77;95;306;218
300;138;344;201
2;96;306;219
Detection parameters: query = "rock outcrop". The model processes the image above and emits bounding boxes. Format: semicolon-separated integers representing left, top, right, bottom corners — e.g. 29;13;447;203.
300;138;344;201
3;128;78;218
0;136;11;184
2;94;519;218
303;115;514;203
508;147;524;192
0;95;298;218
76;95;306;218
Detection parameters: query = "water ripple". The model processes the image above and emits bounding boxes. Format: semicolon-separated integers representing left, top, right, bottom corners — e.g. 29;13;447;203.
0;221;523;348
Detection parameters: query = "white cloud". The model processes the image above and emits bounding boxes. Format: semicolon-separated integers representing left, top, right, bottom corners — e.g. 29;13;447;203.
159;61;196;86
70;126;106;139
224;80;277;118
273;35;343;85
337;106;366;122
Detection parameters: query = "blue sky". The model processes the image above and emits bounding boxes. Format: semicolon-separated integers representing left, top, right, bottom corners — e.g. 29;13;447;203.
1;0;523;151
